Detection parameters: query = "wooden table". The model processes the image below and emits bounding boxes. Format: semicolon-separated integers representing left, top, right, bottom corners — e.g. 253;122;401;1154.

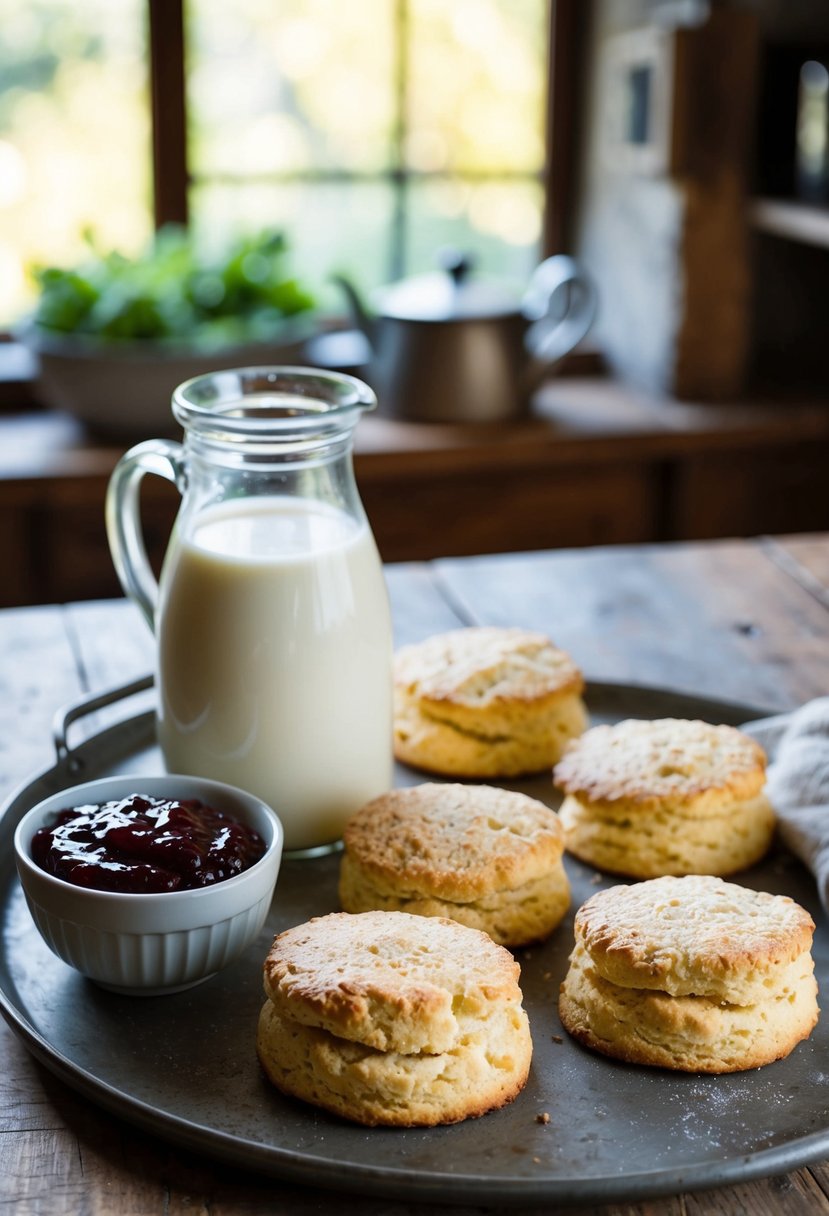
2;532;829;1215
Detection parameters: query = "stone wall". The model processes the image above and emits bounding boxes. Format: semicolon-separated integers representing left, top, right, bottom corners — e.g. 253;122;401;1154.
573;2;759;400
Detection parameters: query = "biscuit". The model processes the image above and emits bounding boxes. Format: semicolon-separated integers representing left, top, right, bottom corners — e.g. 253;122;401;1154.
554;718;775;877
257;910;532;1126
559;876;819;1073
339;783;570;946
393;627;587;778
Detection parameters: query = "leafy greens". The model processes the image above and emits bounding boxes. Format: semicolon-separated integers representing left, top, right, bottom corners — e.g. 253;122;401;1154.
32;227;315;347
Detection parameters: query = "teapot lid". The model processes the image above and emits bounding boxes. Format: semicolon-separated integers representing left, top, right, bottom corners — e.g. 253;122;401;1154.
377;252;519;322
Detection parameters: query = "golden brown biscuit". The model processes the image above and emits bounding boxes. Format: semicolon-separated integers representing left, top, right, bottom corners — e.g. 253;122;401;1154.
257;910;532;1125
554;718;775;877
339;783;570;945
574;874;815;1002
559;876;819;1073
393;627;587;778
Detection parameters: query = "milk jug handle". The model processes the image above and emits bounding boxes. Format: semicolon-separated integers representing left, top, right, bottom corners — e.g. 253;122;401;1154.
105;439;187;632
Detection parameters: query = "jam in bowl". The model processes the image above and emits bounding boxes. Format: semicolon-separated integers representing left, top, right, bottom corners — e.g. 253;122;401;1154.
31;793;266;893
14;774;283;995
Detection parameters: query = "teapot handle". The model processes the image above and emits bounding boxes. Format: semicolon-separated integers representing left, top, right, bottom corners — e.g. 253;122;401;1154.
105;440;187;632
522;255;597;369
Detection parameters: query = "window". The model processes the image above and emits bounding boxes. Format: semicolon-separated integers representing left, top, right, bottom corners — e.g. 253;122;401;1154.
2;0;573;327
0;0;152;325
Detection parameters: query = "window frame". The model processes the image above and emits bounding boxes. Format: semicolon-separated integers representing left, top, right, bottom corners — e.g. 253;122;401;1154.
0;0;583;394
148;0;582;259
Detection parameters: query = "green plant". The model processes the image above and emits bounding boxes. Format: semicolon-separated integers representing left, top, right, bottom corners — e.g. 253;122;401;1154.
31;227;315;347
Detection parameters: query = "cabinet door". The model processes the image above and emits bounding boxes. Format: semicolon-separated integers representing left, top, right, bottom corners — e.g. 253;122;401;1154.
32;479;179;607
669;445;829;540
361;461;660;562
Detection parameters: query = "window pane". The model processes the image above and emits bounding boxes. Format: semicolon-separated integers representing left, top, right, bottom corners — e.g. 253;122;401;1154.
0;0;151;325
188;0;396;176
407;0;547;173
190;181;396;307
405;178;543;285
187;0;548;292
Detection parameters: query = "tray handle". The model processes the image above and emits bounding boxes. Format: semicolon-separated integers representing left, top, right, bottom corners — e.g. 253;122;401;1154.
53;674;155;772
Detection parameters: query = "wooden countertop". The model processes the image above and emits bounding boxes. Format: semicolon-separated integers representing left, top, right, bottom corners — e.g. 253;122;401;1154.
3;378;829;486
2;532;829;1213
8;374;829;606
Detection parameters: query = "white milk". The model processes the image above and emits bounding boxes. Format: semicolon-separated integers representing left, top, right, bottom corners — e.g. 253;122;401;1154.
156;496;393;851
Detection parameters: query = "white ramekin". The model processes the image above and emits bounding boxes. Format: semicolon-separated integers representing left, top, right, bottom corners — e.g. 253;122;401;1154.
13;773;283;995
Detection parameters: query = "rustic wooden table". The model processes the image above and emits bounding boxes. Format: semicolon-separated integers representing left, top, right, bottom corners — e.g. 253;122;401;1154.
2;533;829;1215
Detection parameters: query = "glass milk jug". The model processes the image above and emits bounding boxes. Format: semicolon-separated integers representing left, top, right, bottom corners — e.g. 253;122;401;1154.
106;367;393;854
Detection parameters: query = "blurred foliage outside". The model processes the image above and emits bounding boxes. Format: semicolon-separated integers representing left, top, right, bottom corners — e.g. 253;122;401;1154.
0;0;548;329
0;0;152;327
32;227;315;345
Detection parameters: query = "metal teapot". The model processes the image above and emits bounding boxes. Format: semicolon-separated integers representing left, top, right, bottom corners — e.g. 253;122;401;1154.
335;251;597;423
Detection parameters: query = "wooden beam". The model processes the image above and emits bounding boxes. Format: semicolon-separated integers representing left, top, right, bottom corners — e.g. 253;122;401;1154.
543;0;583;255
148;0;189;228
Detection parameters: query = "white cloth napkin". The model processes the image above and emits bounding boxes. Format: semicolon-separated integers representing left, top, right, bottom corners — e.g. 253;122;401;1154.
743;697;829;914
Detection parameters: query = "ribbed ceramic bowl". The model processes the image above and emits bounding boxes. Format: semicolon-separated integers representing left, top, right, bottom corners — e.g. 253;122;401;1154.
13;774;283;996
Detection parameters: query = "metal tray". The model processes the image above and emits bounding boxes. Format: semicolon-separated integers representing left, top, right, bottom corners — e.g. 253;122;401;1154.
1;678;828;1208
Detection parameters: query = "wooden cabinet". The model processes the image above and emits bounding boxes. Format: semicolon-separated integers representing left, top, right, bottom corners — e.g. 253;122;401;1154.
4;376;829;608
668;445;829;541
362;460;659;561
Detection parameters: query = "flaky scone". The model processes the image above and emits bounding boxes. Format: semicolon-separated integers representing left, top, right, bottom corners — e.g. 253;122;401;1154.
257;911;533;1126
393;626;587;778
554;718;775;877
575;874;814;1002
339;783;570;945
559;876;819;1073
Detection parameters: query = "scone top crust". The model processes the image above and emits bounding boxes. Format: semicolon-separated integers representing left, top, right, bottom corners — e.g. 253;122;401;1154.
263;910;523;1055
553;718;766;812
394;627;584;711
343;784;565;901
575;875;815;1000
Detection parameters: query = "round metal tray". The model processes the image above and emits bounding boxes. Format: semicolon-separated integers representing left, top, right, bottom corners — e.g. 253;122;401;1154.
1;679;827;1207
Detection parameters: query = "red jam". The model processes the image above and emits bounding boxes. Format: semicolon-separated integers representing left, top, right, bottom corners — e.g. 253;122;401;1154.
30;794;266;893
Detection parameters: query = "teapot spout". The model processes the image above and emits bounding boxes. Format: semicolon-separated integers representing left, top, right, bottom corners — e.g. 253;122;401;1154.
332;274;378;351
